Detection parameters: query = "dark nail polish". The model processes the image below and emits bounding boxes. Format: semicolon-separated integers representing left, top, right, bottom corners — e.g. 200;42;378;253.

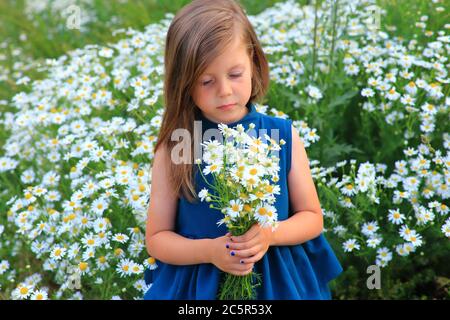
240;260;244;264
226;244;229;249
230;251;235;256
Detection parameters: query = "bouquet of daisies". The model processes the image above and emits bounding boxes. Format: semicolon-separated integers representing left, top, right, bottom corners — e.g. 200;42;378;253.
196;122;285;300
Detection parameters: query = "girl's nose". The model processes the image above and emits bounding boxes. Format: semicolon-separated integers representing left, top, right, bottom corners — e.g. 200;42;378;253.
218;79;232;97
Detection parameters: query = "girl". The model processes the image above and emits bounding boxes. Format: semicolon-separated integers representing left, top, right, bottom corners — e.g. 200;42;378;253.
144;0;343;300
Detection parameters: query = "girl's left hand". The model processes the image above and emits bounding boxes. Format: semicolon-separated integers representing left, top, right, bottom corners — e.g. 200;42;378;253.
225;223;273;264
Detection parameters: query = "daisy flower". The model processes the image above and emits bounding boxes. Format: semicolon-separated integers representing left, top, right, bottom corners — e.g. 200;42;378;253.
117;259;133;277
50;246;67;261
198;188;209;202
31;290;48;300
93;217;109;233
82;247;96;261
96;255;111;271
130;262;144;275
306;85;323;100
143;257;158;270
375;258;389;268
0;260;10;275
343;239;360;252
405;231;423;247
361;88;375;97
254;204;278;226
366;236;382;248
341;183;357;196
203;163;222;175
77;261;90;275
399;225;415;241
81;233;100;249
91;197;108;216
376;247;393;262
362;221;379;237
134;279;148;293
441;219;450;237
226;199;243;219
13;284;32;300
113;233;129;244
386;87;400;101
387;209;406;225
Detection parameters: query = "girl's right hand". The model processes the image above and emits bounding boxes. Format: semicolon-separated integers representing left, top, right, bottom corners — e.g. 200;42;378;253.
209;234;255;276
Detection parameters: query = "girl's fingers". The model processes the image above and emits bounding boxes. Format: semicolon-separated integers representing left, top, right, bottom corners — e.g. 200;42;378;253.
230;225;260;243
229;245;260;258
226;236;259;251
240;252;263;264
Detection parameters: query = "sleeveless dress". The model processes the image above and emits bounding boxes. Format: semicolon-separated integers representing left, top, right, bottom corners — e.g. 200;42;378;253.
143;102;343;299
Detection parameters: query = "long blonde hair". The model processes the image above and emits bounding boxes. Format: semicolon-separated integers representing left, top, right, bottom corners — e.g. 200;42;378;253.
154;0;269;203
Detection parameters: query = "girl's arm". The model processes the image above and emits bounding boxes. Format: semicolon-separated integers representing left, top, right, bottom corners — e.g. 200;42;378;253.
146;144;254;276
145;144;212;265
270;124;324;246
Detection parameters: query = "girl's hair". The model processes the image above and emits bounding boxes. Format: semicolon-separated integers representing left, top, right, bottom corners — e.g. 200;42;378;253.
154;0;269;203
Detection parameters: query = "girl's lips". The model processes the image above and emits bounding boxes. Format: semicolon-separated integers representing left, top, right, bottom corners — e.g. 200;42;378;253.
218;103;236;110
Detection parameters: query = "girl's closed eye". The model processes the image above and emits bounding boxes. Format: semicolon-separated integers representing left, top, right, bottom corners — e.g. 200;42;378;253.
201;73;243;86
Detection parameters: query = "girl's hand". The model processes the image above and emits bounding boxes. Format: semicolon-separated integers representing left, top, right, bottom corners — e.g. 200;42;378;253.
209;234;255;276
225;223;273;264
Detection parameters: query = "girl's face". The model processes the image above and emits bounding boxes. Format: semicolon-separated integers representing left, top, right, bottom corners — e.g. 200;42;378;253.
191;36;253;124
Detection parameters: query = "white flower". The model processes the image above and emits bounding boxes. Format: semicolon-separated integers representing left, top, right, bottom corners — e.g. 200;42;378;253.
441;220;450;237
362;221;379;237
376;247;392;262
386;87;400;100
143;257;158;270
387;209;405;225
399;225;413;241
306;85;323;100
254;204;277;226
0;260;10;275
50;246;67;261
361;88;375;97
340;183;357;196
91;197;108;216
13;284;32;300
343;239;360;252
31;290;48;300
113;233;129;244
203;163;222;175
405;231;423;247
198;188;209;202
116;259;133;277
226;199;243;219
366;236;382;248
130;262;144;275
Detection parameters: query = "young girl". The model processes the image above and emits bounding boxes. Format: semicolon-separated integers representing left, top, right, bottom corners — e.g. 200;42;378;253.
144;0;343;300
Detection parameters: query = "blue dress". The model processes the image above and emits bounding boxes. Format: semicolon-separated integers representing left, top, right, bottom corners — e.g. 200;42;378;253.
143;102;343;299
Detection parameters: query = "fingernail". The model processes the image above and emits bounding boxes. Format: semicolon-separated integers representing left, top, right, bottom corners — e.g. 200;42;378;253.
225;244;229;249
240;260;244;264
230;251;235;256
230;237;233;241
